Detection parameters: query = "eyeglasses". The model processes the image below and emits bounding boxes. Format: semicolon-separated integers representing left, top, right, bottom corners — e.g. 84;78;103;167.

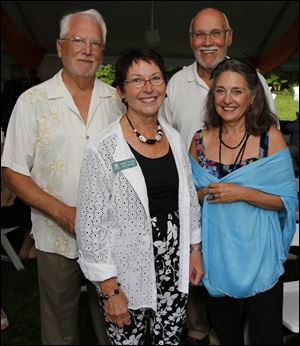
124;75;164;88
59;37;104;51
190;29;231;41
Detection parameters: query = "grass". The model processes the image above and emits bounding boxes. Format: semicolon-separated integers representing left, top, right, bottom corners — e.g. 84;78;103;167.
275;94;299;121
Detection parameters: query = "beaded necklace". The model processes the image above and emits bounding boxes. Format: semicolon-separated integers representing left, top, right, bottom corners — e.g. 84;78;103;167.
126;114;163;145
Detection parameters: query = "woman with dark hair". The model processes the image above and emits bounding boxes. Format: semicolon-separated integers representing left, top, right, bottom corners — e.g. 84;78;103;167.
76;48;204;345
189;59;297;345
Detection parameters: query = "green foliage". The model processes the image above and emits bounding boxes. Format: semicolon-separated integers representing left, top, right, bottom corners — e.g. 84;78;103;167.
275;94;299;121
266;73;288;92
96;64;115;86
264;71;298;93
96;64;182;85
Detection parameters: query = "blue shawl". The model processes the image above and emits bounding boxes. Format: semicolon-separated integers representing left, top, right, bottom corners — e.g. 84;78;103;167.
190;147;298;298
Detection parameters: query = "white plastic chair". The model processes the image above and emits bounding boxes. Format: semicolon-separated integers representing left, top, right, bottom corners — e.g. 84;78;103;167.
282;226;299;335
283;280;299;333
282;175;299;335
293;86;299;102
1;226;25;270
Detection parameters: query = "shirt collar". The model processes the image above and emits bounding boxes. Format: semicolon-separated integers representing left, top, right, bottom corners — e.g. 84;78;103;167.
45;69;113;100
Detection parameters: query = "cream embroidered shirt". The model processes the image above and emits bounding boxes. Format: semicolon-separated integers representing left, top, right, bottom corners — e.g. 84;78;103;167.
1;70;124;259
76;118;201;310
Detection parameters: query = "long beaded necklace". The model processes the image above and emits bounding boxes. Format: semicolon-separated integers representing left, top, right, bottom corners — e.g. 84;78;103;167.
126;114;163;145
219;125;250;166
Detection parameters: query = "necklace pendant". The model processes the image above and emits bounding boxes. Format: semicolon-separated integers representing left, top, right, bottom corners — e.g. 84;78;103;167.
138;134;147;143
126;114;163;145
155;132;162;141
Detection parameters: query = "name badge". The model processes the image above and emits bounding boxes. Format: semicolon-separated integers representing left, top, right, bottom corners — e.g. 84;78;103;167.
112;158;137;173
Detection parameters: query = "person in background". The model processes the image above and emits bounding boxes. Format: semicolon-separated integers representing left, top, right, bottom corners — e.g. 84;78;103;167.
160;8;276;345
160;7;276;153
2;9;123;345
76;48;204;345
189;59;297;345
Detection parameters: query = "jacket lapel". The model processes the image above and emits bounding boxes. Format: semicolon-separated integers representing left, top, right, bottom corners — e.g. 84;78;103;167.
113;123;150;219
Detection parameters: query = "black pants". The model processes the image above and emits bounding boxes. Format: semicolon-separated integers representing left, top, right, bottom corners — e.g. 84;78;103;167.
208;279;284;345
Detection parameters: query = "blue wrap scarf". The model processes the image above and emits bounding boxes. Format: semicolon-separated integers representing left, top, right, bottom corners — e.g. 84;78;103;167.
190;147;298;298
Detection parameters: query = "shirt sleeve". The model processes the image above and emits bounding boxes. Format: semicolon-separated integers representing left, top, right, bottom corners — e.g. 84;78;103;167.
258;72;277;116
1;94;36;176
76;144;118;282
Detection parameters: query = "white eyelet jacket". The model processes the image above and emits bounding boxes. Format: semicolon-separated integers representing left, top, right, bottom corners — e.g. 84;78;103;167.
76;117;201;311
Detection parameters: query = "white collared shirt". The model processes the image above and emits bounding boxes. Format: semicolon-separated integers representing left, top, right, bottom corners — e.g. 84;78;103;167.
76;118;201;310
1;70;124;258
160;61;277;152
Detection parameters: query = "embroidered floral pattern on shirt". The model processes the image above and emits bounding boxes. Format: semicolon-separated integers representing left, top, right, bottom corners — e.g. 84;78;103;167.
36;130;51;147
24;89;44;103
48;160;68;178
54;236;70;254
38;111;60;129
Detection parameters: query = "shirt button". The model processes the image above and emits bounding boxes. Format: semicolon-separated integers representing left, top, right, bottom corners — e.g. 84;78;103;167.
86;135;89;140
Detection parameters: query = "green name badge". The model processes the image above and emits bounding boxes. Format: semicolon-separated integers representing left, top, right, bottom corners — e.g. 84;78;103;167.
112;158;137;173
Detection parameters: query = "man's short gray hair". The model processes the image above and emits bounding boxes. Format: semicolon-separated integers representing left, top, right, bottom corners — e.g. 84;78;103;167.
189;11;231;33
60;9;107;44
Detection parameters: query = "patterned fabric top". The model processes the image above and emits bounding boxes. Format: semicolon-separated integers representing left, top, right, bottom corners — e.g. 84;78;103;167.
1;70;124;259
194;129;269;179
76;119;201;310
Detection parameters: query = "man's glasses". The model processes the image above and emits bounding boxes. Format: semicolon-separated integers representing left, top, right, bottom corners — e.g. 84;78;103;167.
59;37;104;51
190;29;231;41
124;75;164;88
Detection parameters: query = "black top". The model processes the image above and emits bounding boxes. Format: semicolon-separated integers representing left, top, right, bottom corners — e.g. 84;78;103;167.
129;145;179;217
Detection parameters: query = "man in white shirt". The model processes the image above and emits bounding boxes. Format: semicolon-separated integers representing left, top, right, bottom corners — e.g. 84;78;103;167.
2;9;123;345
160;8;276;152
160;8;276;345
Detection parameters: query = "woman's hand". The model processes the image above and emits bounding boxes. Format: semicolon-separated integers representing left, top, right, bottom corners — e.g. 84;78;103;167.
206;182;284;210
99;278;131;328
189;246;205;286
103;290;131;328
207;182;243;203
196;187;210;204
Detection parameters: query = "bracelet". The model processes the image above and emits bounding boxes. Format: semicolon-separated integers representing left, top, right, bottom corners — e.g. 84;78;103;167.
99;283;121;301
190;245;201;253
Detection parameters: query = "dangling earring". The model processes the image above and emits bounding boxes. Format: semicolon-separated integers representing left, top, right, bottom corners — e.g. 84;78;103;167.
121;98;126;104
165;93;168;98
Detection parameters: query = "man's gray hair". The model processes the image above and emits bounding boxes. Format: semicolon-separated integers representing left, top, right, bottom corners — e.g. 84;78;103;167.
189;11;231;33
60;9;107;44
